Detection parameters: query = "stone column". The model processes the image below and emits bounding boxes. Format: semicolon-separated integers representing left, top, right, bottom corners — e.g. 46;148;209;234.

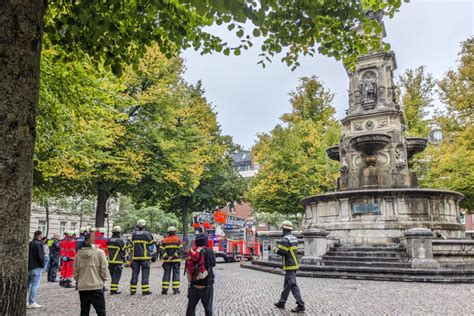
404;228;440;269
300;228;329;265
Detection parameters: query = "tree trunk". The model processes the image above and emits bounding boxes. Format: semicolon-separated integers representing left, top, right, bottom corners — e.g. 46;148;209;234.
181;197;190;245
45;200;50;237
79;205;84;230
0;2;47;315
95;183;109;227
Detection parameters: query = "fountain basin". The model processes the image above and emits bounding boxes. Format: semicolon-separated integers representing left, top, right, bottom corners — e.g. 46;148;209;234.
350;134;391;156
326;145;340;161
302;188;464;245
406;137;428;158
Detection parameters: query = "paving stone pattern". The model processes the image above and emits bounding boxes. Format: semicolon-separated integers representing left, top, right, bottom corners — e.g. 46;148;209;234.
27;261;474;315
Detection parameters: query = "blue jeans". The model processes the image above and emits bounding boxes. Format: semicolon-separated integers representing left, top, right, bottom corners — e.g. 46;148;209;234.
28;268;42;304
43;256;49;273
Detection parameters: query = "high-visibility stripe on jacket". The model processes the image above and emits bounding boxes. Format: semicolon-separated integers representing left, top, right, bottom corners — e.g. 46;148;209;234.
107;237;126;264
276;233;299;271
132;230;154;260
160;235;183;263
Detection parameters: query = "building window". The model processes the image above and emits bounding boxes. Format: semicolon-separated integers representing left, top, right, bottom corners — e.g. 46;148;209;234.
38;220;46;233
71;222;77;231
459;213;466;224
60;221;67;236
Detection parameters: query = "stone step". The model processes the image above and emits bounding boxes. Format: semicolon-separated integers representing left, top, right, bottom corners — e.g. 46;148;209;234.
241;262;474;283
322;255;406;262
329;247;406;253
323;260;411;268
325;251;407;258
250;260;474;276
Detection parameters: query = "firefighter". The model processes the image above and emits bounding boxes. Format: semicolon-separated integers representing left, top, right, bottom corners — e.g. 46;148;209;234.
47;234;60;282
107;226;126;295
60;230;76;288
76;227;88;252
130;219;154;295
97;227;109;256
273;221;305;313
160;226;183;294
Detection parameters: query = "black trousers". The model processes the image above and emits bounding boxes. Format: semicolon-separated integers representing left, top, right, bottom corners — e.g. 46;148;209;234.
162;262;180;292
130;260;150;293
186;285;213;316
47;256;59;281
278;270;304;306
79;289;106;316
108;264;123;292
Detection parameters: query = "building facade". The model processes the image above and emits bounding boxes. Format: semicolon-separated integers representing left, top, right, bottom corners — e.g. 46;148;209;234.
29;199;117;238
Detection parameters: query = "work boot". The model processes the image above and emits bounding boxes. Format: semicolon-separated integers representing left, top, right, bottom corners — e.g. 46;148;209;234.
161;290;168;295
274;302;285;309
130;292;136;296
142;291;152;296
110;291;122;295
173;290;180;294
291;305;305;313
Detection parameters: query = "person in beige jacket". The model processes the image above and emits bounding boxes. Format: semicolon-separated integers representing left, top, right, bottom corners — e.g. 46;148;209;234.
73;232;109;316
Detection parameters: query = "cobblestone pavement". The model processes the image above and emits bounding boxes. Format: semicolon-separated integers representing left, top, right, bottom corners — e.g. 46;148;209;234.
27;261;474;315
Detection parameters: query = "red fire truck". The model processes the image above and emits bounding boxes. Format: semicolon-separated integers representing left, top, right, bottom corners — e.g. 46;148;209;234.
193;215;260;262
192;213;260;262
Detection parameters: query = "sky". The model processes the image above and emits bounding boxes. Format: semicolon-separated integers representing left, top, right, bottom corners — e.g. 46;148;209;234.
182;0;474;150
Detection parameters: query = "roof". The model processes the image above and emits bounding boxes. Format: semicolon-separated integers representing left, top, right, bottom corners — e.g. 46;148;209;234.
232;150;253;165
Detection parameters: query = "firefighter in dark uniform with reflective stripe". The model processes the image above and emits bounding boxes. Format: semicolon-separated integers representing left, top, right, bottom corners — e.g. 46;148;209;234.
160;226;183;294
274;221;305;313
107;226;126;294
130;219;154;295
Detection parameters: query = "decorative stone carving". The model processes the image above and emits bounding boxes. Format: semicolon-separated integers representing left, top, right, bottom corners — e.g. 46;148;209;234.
365;120;375;130
354;90;362;106
360;71;377;107
340;151;348;172
353;122;363;131
378;86;385;102
395;145;407;168
378;119;388;128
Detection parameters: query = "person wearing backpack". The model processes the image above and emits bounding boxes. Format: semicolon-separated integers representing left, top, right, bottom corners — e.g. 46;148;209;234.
185;233;216;316
273;221;305;313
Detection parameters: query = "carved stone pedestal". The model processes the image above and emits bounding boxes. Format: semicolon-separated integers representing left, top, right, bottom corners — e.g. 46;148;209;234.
300;228;329;265
405;228;440;269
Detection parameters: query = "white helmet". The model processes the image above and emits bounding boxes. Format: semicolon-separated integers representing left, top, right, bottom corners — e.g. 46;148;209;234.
98;227;106;234
281;220;294;231
80;227;88;234
112;226;122;233
137;219;146;228
168;226;177;233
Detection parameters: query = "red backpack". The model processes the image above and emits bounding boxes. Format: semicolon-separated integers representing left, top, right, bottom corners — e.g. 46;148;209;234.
185;246;208;282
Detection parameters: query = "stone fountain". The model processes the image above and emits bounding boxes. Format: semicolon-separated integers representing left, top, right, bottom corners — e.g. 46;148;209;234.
243;13;474;281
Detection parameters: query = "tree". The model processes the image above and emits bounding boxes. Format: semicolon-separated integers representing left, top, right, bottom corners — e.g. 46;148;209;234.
247;77;341;215
421;38;474;211
397;66;435;137
34;51;146;228
0;1;402;313
114;197;181;235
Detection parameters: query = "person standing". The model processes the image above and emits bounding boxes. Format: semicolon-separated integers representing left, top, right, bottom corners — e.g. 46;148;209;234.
42;237;50;273
160;226;183;294
27;230;45;309
185;233;216;316
76;227;89;252
60;230;76;288
107;226;126;294
47;234;61;282
130;219;154;295
73;232;108;316
273;221;305;313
